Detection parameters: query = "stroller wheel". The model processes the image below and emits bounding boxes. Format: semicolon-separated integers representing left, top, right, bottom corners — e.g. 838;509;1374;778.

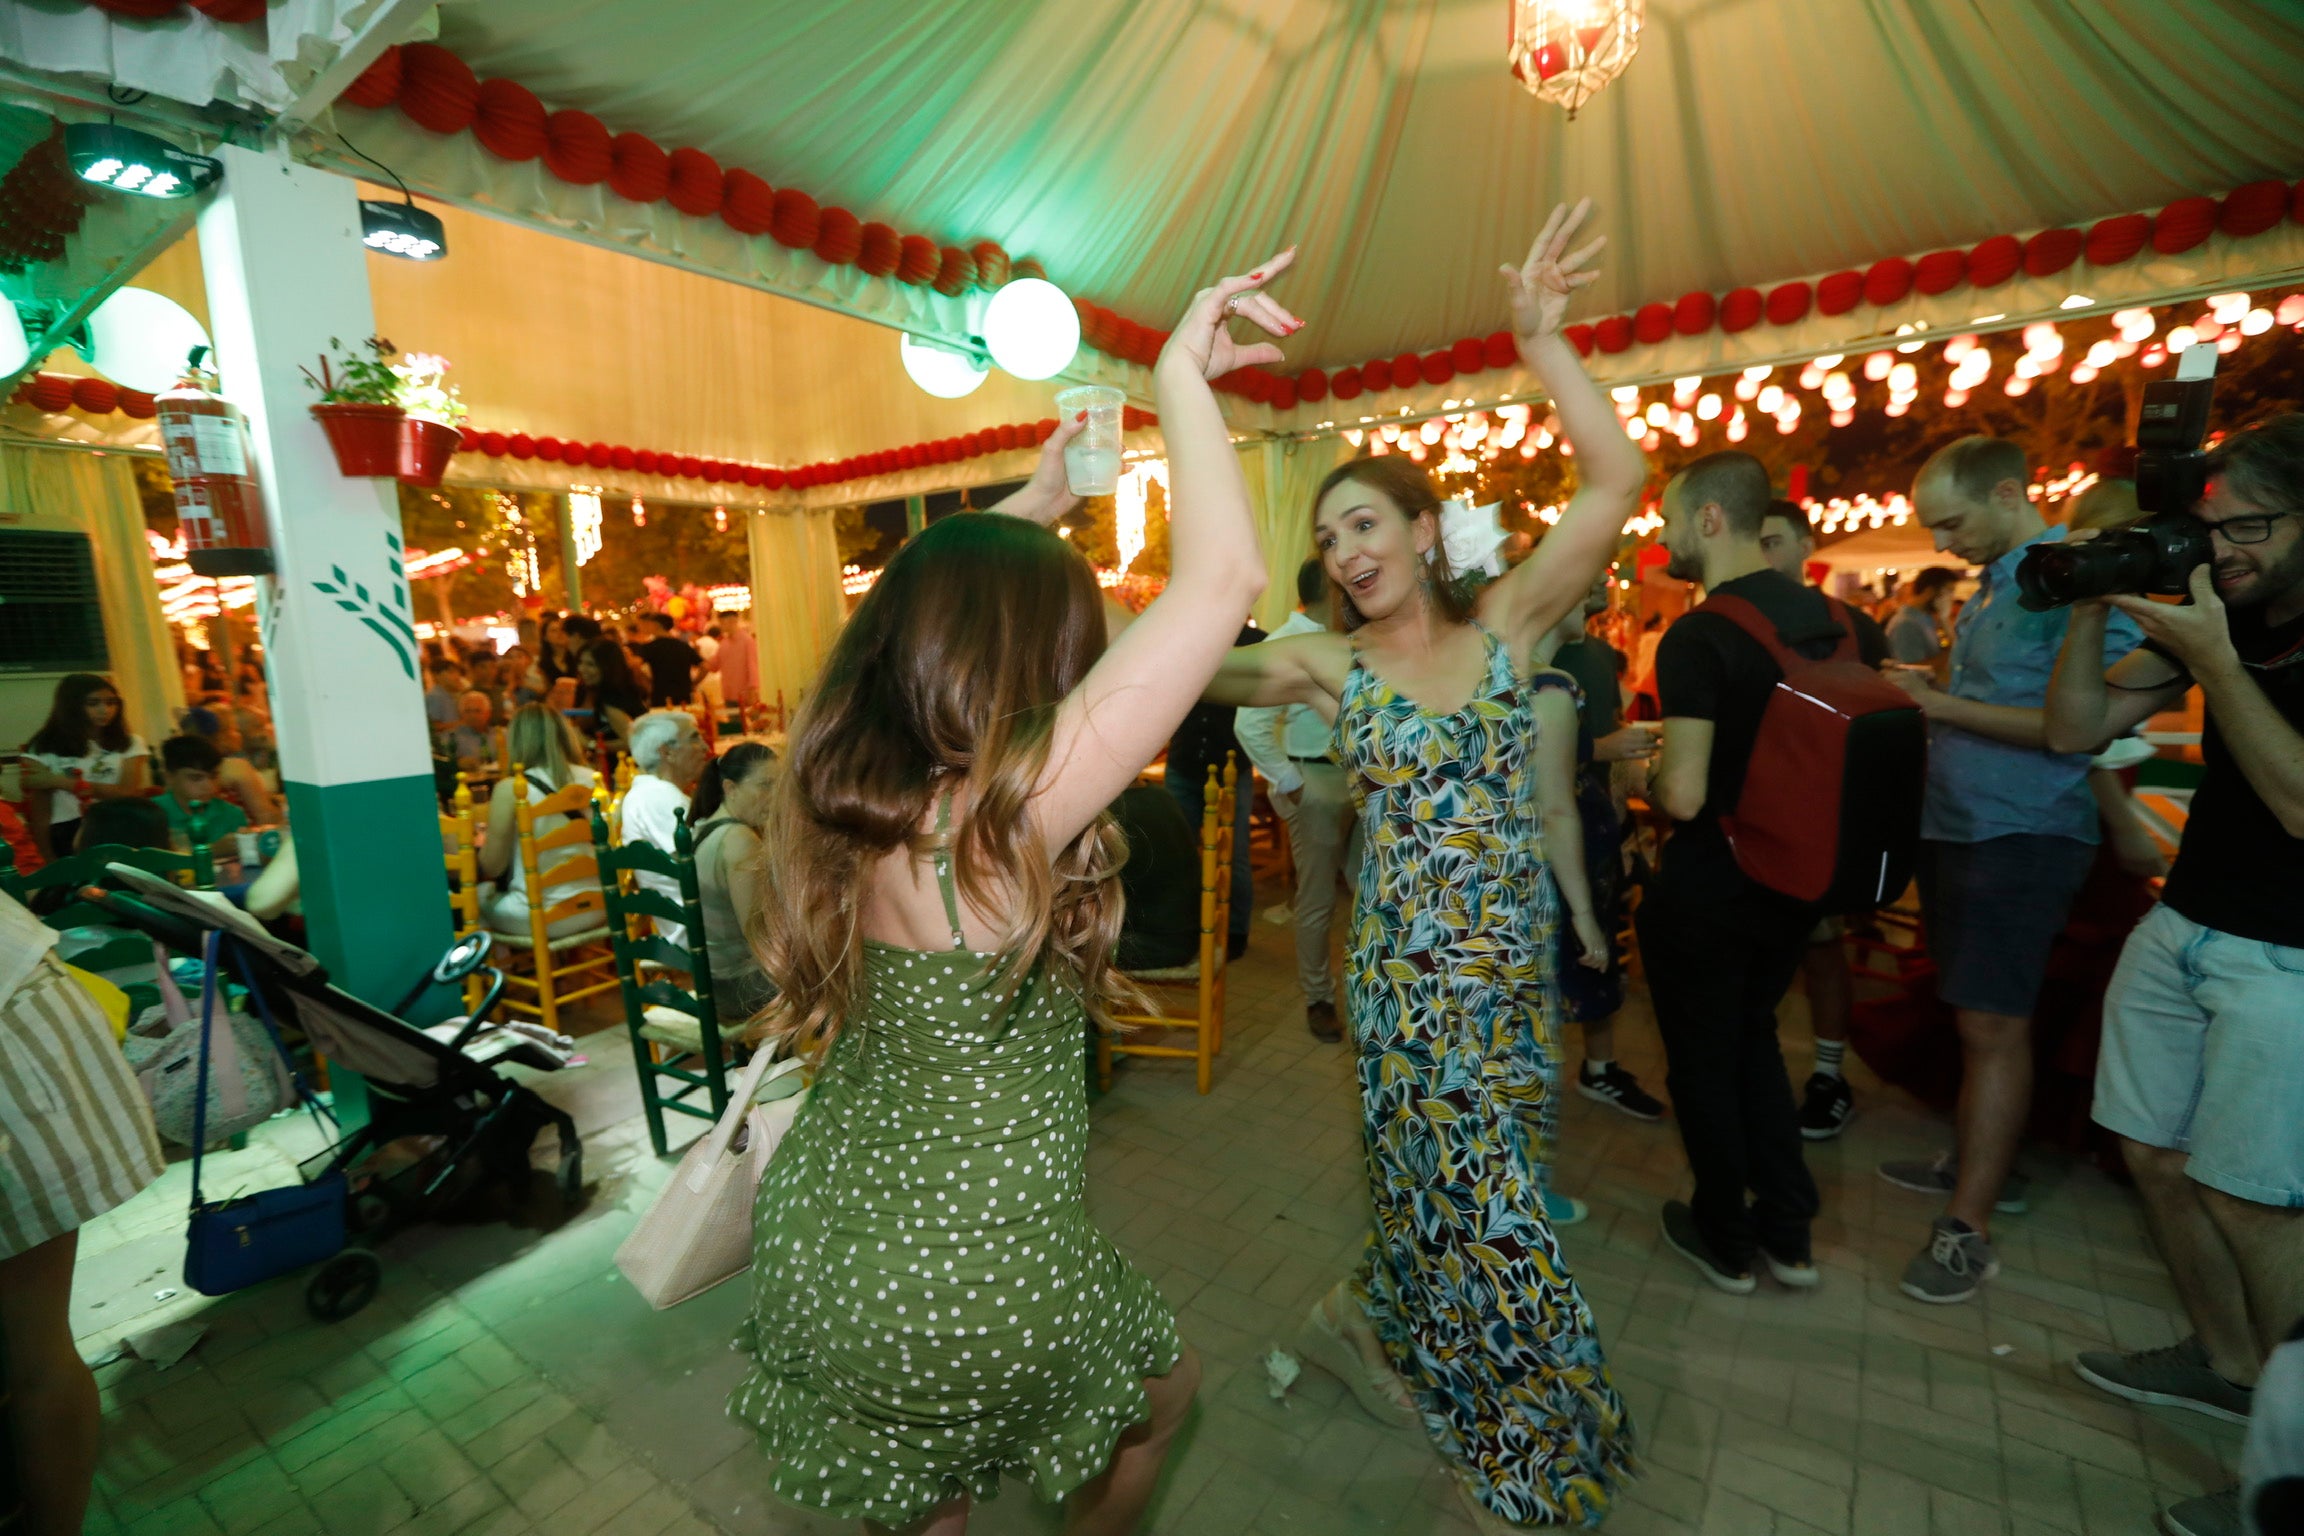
306;1250;382;1322
352;1189;397;1234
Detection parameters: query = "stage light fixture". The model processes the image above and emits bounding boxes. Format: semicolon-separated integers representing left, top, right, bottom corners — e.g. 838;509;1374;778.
64;124;219;199
360;199;448;261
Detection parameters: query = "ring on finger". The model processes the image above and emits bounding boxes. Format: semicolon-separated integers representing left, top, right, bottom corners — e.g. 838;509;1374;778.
1223;295;1241;317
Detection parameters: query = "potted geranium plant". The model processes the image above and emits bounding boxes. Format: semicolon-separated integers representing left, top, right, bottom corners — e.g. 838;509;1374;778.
303;336;403;476
391;351;468;487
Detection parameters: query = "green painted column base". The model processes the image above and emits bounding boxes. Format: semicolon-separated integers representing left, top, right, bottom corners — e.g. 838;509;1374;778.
283;773;456;1132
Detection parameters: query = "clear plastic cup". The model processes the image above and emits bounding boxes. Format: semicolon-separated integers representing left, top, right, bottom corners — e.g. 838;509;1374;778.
1055;385;1125;497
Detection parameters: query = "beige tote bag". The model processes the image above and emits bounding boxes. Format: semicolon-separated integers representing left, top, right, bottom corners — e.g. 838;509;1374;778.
616;1049;810;1308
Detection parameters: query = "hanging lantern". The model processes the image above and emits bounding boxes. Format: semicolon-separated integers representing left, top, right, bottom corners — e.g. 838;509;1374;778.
1508;1;1645;119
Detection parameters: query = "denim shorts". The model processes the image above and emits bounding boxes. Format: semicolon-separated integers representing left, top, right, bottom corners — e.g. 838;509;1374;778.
1917;835;2098;1017
2092;903;2304;1208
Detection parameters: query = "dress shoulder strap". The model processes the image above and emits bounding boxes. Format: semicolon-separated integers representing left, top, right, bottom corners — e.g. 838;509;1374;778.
929;793;967;951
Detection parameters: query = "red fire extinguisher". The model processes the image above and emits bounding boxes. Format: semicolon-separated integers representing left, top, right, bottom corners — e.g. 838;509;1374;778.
157;348;274;578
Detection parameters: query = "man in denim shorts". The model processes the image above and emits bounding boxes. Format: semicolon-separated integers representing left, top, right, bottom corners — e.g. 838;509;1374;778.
1877;437;2142;1302
2044;415;2304;1536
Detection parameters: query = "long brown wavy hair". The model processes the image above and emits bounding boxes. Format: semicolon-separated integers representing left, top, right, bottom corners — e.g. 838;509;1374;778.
1312;455;1478;631
750;512;1140;1062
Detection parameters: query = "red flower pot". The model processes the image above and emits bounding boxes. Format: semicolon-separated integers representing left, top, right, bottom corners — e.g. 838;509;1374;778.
310;402;405;476
397;416;462;487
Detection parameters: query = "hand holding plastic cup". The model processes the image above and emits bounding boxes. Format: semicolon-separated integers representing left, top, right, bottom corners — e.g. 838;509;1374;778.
1055;385;1125;497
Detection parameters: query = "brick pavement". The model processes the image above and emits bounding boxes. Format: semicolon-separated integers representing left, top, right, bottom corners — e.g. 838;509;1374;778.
72;904;2240;1536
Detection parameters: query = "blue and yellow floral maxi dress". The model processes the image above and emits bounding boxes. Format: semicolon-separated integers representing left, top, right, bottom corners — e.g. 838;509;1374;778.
1336;624;1636;1527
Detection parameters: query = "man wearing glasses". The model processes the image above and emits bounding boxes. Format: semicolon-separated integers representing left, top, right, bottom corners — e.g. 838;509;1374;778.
2044;414;2304;1536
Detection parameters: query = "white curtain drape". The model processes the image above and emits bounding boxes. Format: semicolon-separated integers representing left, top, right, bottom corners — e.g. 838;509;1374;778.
1;444;184;746
0;0;405;112
744;507;846;715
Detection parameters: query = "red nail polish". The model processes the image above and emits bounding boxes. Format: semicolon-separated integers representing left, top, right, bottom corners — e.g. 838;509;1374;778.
1075;410;1087;422
1250;271;1264;281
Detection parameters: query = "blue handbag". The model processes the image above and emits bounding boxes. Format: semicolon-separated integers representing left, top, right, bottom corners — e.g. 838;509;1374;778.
183;933;347;1297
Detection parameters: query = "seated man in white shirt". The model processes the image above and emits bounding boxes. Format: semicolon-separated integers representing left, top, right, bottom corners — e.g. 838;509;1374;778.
1235;559;1359;1041
619;709;710;947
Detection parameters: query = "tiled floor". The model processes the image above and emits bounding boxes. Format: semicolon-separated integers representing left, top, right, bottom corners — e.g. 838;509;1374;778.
72;896;2242;1536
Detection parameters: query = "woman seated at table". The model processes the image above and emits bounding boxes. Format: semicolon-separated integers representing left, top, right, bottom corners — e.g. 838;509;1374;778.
478;704;603;939
572;639;646;758
687;741;776;1020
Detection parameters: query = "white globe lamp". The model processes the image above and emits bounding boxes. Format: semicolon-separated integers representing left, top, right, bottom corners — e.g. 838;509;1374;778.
86;286;211;393
982;277;1078;381
0;301;27;382
900;333;990;399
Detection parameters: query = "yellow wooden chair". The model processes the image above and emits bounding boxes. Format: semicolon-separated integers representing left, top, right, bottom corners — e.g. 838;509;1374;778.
438;772;486;1016
1097;759;1237;1095
490;764;619;1033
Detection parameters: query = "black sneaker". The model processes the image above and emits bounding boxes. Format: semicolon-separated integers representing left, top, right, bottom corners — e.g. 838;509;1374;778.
1798;1072;1855;1140
1306;1001;1343;1043
1578;1063;1665;1122
1660;1200;1755;1295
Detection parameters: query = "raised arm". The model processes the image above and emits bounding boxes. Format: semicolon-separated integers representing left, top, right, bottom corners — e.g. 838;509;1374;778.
1031;255;1296;845
1476;201;1648;655
1203;630;1345;712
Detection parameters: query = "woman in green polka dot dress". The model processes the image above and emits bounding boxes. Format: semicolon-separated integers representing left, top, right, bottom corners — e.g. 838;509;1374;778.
730;253;1302;1535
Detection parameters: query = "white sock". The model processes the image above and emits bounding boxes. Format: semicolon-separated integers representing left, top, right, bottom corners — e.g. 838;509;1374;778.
1813;1039;1846;1079
1584;1058;1612;1078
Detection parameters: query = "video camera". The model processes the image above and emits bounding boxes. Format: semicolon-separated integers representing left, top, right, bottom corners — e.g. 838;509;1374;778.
2015;347;2218;612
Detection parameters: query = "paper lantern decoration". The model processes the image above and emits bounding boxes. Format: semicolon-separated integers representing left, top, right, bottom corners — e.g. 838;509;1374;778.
70;377;118;414
770;188;821;249
1298;367;1330;402
1452;337;1485;373
1594;315;1634;353
1863;258;1913;307
1508;0;1646;119
397;44;479;135
933;245;976;296
857;221;902;278
1390;351;1420;384
1484;330;1518;368
2219;180;2287;238
1764;282;1811;326
1420;351;1454;386
1815;271;1863;316
814;207;863;265
1672;292;1714;335
1331;367;1363;400
1361;358;1394;390
971;241;1010;288
897;235;940;286
1633;302;1672;345
473;78;547;162
2023;228;2081;277
2085;213;2149;266
665;147;725;218
1967;233;2021;288
721;168;776;235
1718;288;1763;332
2153;196;2217;254
608;133;669;203
543;110;612;184
343;47;404;110
1914;249;1967;294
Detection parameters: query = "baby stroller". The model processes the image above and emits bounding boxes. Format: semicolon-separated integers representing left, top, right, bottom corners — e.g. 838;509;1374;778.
86;864;585;1321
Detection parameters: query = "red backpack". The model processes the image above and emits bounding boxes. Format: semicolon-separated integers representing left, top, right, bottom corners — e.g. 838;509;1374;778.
1698;593;1926;908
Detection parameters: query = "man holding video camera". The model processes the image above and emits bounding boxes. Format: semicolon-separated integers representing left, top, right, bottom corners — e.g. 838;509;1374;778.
2043;413;2304;1536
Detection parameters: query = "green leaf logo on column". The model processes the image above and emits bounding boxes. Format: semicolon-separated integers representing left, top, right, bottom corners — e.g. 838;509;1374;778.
311;532;422;679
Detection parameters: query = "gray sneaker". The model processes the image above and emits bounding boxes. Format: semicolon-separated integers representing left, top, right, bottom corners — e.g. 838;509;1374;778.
1878;1151;2031;1213
2073;1337;2253;1424
1899;1216;1998;1304
2159;1488;2241;1536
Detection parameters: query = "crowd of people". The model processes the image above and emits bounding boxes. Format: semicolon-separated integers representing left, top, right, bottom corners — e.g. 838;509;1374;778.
6;202;2299;1536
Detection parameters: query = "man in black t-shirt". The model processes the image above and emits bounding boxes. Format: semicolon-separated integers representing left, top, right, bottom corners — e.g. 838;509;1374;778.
1638;453;1860;1296
2044;416;2304;1512
635;613;702;707
1758;500;1889;1143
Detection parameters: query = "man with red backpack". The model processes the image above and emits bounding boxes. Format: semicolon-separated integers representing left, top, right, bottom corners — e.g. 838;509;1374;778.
1640;452;1926;1295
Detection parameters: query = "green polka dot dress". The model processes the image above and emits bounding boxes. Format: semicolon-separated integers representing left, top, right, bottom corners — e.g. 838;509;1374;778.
729;809;1181;1527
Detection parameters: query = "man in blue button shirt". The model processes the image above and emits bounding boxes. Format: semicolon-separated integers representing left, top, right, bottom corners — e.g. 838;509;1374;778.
1876;436;2142;1304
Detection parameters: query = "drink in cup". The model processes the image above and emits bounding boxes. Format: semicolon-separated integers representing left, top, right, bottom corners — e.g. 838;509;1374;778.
1055;385;1124;497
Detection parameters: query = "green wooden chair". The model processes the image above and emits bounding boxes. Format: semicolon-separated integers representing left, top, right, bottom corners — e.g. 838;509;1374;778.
588;804;741;1157
16;842;197;1024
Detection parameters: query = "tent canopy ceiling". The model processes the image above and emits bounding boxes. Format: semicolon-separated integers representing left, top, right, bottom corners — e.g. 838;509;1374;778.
429;0;2304;367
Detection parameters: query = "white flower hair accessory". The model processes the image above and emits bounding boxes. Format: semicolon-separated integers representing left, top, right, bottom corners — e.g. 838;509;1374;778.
1438;499;1509;578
